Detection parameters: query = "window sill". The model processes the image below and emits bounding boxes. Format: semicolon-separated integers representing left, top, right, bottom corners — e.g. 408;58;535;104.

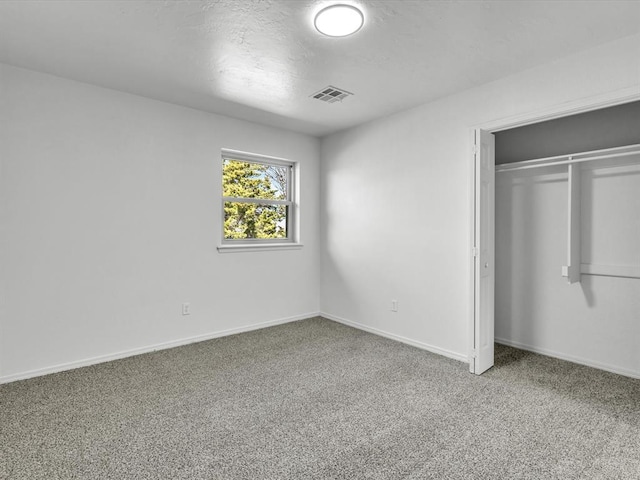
217;243;304;253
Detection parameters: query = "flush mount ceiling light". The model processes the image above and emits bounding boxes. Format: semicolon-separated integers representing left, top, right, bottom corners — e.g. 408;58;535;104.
314;4;364;37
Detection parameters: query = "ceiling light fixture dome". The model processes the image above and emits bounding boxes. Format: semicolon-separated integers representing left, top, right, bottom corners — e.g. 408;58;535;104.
314;4;364;37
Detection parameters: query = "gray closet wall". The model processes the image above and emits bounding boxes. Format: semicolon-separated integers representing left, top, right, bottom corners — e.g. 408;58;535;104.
496;100;640;164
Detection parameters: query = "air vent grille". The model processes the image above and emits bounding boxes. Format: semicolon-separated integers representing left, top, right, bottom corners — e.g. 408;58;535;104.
311;85;354;103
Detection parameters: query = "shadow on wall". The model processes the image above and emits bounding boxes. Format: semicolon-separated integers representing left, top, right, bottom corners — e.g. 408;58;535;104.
495;167;568;343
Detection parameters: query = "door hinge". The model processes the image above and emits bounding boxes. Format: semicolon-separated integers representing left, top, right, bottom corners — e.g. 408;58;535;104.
472;247;479;257
473;144;479;155
470;349;477;359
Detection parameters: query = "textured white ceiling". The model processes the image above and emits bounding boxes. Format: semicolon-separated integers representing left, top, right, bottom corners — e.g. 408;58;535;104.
1;0;639;137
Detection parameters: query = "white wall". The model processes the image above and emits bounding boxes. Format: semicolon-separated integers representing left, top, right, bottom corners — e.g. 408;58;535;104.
0;64;320;382
319;34;640;371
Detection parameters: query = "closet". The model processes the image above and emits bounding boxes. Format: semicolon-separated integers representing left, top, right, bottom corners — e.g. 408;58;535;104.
493;101;640;378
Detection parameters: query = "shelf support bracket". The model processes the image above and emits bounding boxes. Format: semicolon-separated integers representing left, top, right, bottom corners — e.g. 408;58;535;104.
562;161;581;284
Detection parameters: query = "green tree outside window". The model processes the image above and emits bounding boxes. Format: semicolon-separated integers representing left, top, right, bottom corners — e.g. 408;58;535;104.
222;159;290;240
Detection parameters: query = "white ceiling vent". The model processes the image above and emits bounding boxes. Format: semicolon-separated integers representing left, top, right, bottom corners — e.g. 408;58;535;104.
311;86;354;103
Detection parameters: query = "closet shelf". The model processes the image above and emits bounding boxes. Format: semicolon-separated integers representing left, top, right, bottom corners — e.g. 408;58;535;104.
495;143;640;173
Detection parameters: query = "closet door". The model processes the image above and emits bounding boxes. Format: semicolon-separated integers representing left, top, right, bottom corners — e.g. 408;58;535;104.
473;129;495;374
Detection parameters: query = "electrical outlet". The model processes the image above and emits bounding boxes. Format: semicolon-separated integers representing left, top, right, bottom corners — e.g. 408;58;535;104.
391;300;398;312
182;302;191;315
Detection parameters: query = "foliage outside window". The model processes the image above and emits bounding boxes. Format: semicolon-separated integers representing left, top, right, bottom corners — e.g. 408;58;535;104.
221;150;295;245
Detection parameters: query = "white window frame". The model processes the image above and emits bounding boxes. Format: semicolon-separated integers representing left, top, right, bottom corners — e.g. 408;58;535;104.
217;149;302;253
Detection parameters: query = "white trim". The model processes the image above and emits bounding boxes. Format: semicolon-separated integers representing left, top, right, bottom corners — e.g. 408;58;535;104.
321;312;468;363
475;86;640;132
222;197;292;206
221;148;293;167
217;243;303;253
468;128;478;372
495;337;640;380
220;149;298;247
0;312;319;385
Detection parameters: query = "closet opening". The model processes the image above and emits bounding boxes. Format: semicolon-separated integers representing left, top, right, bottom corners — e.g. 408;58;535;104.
471;99;640;378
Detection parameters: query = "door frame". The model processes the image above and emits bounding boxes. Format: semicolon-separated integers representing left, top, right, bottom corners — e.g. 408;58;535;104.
468;86;640;375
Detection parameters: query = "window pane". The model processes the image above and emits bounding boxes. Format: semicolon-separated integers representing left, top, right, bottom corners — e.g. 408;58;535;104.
223;160;287;200
224;202;288;240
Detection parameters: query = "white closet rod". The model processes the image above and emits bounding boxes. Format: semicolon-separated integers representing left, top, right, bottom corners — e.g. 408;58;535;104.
496;143;640;173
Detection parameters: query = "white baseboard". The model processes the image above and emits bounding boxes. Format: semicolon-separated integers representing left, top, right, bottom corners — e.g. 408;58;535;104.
0;312;320;385
321;312;468;363
495;336;640;380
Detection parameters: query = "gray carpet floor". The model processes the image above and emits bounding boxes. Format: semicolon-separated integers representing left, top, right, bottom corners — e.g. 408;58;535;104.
1;317;638;479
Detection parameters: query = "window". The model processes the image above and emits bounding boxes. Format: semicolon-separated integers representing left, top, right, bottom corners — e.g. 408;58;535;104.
219;149;299;251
